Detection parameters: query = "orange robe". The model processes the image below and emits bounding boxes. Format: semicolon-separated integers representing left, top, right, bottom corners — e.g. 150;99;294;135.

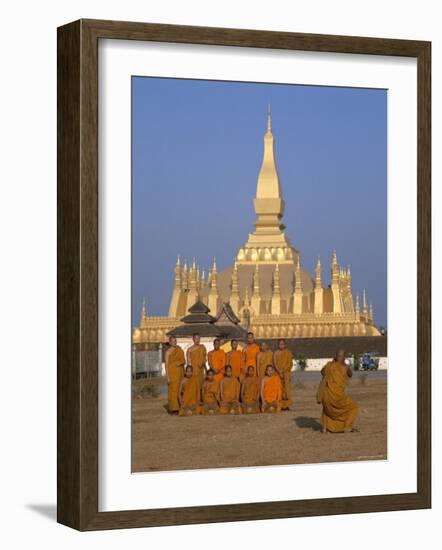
209;349;226;383
220;377;242;414
321;361;358;432
201;380;220;414
242;343;260;377
226;349;243;379
166;345;185;412
188;344;207;386
241;376;260;413
261;375;283;412
257;350;274;379
178;376;201;416
274;348;293;409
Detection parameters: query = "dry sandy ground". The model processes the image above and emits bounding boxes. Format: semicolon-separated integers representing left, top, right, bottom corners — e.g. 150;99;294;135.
132;375;387;472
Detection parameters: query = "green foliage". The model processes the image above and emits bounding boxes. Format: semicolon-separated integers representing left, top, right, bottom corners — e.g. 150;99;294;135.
353;352;360;371
296;353;307;370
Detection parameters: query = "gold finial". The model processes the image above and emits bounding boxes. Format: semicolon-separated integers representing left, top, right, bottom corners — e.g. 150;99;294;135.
316;256;321;270
201;270;206;288
332;249;338;265
141;297;147;320
267;104;272;132
363;288;367;309
176;255;181;267
370;303;374;321
212;257;217;273
355;294;360;313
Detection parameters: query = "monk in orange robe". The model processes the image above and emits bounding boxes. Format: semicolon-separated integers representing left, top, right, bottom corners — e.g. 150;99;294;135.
242;331;260;377
208;338;226;383
165;336;185;414
240;365;260;413
273;339;293;410
186;333;207;388
226;339;243;380
201;369;220;415
261;365;283;413
257;341;273;380
220;365;242;414
320;349;359;433
178;365;201;416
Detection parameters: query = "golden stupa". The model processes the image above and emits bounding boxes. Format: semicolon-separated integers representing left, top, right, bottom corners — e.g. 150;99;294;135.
133;109;380;345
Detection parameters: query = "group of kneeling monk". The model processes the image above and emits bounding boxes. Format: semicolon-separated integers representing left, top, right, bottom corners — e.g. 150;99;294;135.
164;331;359;432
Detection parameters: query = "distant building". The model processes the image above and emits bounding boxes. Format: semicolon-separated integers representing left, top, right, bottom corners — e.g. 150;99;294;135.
133;110;381;345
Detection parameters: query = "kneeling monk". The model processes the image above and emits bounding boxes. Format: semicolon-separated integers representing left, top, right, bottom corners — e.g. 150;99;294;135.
220;365;242;414
201;369;220;415
241;365;260;413
178;365;201;416
261;365;283;413
320;349;359;433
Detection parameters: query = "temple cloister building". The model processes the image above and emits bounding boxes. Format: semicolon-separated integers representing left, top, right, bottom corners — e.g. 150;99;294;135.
133;110;381;345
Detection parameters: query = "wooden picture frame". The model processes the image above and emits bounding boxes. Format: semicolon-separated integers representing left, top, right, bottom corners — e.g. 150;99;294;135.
57;18;431;530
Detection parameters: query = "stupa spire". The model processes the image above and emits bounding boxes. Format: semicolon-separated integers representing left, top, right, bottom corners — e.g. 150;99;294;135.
253;109;285;231
315;256;322;288
141;297;147;321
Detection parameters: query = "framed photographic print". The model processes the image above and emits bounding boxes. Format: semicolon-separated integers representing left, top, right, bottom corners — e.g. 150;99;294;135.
57;19;431;530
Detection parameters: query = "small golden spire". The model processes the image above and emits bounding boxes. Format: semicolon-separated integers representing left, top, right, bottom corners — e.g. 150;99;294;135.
267;104;272;132
231;260;239;294
315;256;322;288
355;294;360;314
273;263;280;293
141;297;147;320
201;270;206;289
253;263;260;292
244;285;250;306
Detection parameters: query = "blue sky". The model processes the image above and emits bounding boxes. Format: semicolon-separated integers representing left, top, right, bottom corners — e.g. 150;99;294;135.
132;77;387;328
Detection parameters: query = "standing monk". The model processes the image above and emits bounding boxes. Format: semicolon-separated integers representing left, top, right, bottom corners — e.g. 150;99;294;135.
226;339;243;380
320;349;359;433
242;332;260;377
273;339;293;410
165;336;185;414
241;365;260;413
261;365;283;413
186;333;207;388
208;338;226;383
178;365;201;416
257;341;273;380
220;365;242;414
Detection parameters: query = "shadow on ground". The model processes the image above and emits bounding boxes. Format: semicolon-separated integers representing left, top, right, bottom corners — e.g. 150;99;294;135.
26;504;57;521
294;416;322;431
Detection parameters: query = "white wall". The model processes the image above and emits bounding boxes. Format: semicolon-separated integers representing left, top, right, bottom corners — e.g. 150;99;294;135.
0;1;440;548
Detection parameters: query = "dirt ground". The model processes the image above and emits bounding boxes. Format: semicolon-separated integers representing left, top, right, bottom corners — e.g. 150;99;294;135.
132;374;387;472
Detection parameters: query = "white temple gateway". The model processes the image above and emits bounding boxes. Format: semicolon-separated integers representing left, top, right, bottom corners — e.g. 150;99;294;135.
133;110;381;345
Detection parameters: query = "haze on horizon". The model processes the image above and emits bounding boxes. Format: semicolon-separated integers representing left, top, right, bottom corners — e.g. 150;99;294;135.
132;77;387;329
